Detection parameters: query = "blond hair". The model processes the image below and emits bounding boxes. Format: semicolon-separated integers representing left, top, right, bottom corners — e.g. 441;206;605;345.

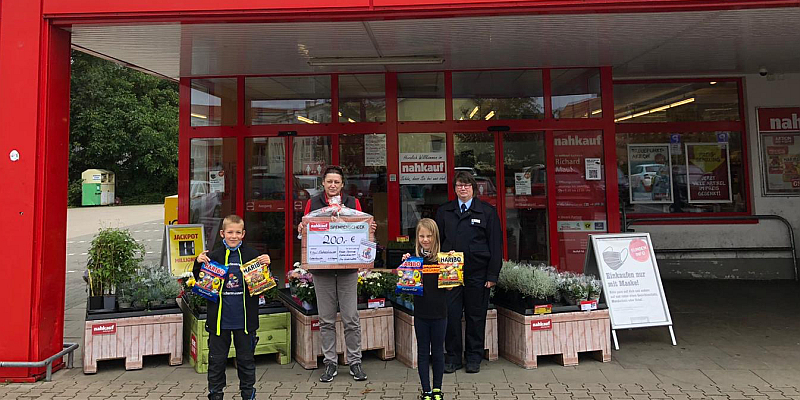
221;214;244;230
415;218;440;258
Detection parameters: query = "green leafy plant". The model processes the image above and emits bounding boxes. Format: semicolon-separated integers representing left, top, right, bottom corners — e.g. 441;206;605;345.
86;227;144;296
497;261;557;301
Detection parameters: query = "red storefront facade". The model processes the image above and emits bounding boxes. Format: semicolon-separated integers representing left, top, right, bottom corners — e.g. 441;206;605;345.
2;0;797;381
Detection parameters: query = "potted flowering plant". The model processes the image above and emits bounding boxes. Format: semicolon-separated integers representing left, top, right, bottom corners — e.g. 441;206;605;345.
288;263;316;310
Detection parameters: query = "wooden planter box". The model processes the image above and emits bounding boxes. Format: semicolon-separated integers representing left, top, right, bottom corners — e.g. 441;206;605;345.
394;306;498;369
177;298;291;373
282;298;395;369
83;307;183;373
497;306;611;369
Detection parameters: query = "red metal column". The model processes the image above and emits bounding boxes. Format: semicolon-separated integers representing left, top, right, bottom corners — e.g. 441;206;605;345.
178;78;191;223
385;73;401;239
0;1;71;381
600;66;620;233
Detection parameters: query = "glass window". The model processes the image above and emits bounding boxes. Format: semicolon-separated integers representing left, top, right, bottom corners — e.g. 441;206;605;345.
244;137;288;282
399;133;448;237
398;73;445;121
190;138;237;251
339;74;386;122
614;81;740;123
551;68;602;119
503;132;548;263
291;136;332;266
246;76;331;125
553;130;607;273
340;134;389;266
191;78;237;126
454;133;497;204
616;131;747;214
453;71;544;120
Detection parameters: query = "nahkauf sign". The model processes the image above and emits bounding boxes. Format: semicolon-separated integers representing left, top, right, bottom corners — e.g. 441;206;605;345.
584;233;675;350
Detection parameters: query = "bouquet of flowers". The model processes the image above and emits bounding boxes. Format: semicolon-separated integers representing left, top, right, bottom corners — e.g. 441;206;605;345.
288;263;316;307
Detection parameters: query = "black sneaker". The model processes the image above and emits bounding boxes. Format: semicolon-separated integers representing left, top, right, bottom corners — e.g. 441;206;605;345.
349;363;367;381
420;392;433;400
443;363;462;374
208;392;224;400
319;362;337;382
465;363;480;373
432;388;443;400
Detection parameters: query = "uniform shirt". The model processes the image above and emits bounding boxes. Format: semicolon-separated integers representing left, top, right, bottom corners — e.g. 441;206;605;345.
220;249;245;330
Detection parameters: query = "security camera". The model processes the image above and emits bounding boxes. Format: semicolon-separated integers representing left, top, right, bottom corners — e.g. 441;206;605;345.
759;67;768;77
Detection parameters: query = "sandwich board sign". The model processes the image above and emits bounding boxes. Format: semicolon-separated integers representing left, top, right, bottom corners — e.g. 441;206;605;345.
584;232;675;350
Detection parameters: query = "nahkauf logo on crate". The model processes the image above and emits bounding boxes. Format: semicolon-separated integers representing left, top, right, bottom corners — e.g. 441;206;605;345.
92;323;116;335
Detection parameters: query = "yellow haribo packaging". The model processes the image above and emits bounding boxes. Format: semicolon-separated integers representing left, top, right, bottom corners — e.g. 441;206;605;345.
241;258;277;296
437;252;464;288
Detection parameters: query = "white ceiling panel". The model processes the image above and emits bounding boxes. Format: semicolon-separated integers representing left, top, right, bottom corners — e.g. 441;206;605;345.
70;7;800;80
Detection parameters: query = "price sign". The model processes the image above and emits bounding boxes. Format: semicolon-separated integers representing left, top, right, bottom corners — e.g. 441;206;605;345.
306;221;370;264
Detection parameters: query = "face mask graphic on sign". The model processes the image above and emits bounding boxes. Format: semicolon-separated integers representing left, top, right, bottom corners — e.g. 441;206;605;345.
602;247;628;270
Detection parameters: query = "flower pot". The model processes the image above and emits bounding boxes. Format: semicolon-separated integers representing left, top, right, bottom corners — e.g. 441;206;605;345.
89;296;103;310
118;301;132;309
104;295;117;310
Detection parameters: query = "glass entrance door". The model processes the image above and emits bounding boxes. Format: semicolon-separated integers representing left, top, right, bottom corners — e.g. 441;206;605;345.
291;136;332;266
503;132;548;263
244;137;288;282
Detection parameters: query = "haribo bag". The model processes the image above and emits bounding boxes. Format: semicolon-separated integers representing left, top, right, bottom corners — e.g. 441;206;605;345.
241;258;277;296
396;257;424;296
192;260;229;302
437;252;464;288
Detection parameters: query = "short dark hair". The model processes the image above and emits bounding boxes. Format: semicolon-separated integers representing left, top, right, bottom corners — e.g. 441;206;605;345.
322;165;345;181
453;171;478;193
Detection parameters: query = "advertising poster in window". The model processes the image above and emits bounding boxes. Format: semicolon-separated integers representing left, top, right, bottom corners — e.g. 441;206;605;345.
399;152;447;184
757;107;800;195
554;131;607;273
627;144;673;204
685;143;732;203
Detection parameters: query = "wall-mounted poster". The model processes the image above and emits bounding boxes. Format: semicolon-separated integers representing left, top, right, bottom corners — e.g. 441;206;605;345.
399;152;447;184
757;107;800;195
364;134;387;167
685;143;732;203
627;144;673;204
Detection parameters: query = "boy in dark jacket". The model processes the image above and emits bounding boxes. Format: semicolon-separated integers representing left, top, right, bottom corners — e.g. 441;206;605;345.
194;215;271;400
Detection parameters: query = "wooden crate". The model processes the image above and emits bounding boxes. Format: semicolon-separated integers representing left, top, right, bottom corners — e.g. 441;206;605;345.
83;313;183;373
394;308;498;369
287;305;394;369
497;307;611;369
178;298;291;373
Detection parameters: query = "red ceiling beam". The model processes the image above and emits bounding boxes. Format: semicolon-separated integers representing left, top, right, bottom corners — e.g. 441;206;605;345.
45;0;799;25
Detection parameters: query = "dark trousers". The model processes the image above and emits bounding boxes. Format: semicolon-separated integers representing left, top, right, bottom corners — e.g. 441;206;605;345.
415;317;447;392
208;329;256;398
444;283;490;366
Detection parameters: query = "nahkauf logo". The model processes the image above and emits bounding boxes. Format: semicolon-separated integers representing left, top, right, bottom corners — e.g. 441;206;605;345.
309;222;329;231
91;323;117;335
530;319;552;331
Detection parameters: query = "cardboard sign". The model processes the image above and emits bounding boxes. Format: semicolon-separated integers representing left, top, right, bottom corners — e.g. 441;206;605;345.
534;304;552;315
92;323;116;335
163;224;205;276
190;334;198;361
368;298;386;309
531;319;552;331
301;214;375;270
585;233;673;330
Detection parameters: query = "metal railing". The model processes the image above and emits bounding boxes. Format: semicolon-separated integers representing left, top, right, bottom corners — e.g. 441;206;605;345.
0;343;79;382
623;215;797;281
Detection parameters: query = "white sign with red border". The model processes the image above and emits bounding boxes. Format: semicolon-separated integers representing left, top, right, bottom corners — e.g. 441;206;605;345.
399;152;447;184
584;233;675;350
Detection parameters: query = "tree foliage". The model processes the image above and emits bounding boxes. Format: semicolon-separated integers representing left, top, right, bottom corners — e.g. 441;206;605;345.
69;50;178;205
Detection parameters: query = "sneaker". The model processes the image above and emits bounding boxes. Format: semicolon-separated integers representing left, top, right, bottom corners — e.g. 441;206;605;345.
432;388;443;400
241;388;256;400
420;392;433;400
443;363;462;374
319;362;337;382
465;363;480;373
208;392;224;400
349;363;368;381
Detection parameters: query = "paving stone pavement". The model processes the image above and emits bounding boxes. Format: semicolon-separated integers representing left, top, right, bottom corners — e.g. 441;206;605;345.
2;380;800;400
